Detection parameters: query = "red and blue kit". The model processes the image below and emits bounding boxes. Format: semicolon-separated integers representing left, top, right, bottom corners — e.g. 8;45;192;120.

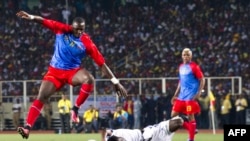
41;19;105;89
172;62;203;114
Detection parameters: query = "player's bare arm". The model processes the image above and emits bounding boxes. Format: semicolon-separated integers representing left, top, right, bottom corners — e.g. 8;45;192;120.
193;77;205;100
100;63;127;98
171;82;180;104
16;11;44;23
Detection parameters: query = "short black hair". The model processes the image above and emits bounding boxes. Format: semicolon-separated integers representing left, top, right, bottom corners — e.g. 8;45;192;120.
72;17;85;24
107;136;126;141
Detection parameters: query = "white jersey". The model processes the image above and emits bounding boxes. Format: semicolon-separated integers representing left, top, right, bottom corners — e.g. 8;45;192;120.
106;129;143;141
142;120;174;141
105;120;175;141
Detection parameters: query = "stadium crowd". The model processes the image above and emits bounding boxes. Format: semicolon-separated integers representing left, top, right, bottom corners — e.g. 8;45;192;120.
0;0;250;130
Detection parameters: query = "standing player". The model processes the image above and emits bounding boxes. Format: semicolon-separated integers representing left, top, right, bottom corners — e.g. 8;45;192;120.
171;48;205;141
103;116;186;141
16;11;127;139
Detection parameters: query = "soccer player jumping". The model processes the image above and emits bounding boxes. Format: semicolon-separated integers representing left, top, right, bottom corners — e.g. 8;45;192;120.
16;11;127;139
171;48;205;141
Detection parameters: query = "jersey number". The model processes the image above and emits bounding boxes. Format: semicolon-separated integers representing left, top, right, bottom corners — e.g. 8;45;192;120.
186;105;192;112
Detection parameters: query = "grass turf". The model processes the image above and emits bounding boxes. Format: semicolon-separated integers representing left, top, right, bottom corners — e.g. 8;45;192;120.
0;132;223;141
173;132;223;141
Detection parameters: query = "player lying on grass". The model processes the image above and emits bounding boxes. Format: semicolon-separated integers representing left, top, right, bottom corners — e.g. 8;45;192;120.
102;116;186;141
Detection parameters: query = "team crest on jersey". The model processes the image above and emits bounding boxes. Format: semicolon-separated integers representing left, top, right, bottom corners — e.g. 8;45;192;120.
64;35;69;41
180;66;191;75
64;35;75;47
63;35;83;50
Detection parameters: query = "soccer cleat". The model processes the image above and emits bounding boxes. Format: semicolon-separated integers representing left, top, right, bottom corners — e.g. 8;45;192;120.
71;110;79;123
17;127;29;139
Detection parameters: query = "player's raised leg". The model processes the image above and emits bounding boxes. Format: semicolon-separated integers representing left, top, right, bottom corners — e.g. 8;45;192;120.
17;81;56;139
70;69;94;123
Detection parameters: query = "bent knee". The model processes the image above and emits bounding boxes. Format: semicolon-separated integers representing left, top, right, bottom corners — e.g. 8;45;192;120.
73;73;95;85
87;74;95;83
82;74;94;84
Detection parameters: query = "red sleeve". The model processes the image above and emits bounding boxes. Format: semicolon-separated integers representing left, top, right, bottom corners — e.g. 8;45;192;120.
42;19;72;34
80;34;105;66
190;62;204;79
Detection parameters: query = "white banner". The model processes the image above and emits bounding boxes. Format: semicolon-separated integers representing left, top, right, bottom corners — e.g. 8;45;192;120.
73;95;117;117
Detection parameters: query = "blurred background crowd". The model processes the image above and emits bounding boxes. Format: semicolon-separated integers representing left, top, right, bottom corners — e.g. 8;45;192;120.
0;0;250;132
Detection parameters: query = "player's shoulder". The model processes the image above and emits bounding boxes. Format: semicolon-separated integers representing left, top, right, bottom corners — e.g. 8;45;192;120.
80;33;94;44
188;61;200;68
80;33;91;39
190;61;198;65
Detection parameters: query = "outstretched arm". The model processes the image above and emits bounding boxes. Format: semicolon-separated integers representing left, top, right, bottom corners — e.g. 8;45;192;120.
100;64;127;98
16;11;72;33
81;34;128;98
16;11;44;23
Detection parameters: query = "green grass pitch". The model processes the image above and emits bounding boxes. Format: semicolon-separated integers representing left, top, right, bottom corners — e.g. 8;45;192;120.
173;132;223;141
0;132;223;141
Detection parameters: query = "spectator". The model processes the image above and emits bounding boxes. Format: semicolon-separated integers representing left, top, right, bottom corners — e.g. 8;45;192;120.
107;110;114;129
74;116;84;133
123;95;134;129
43;101;53;130
140;95;149;128
83;105;99;133
133;95;142;129
164;93;173;121
113;104;128;129
0;1;249;97
235;94;248;124
58;93;72;133
156;93;165;122
12;98;22;129
99;110;113;130
0;0;248;86
1;0;250;131
147;95;157;125
197;92;210;129
0;102;4;131
220;94;232;128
